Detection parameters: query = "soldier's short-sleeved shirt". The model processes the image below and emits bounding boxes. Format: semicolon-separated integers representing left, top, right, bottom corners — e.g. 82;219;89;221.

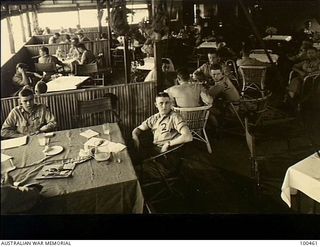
1;104;57;138
138;111;187;146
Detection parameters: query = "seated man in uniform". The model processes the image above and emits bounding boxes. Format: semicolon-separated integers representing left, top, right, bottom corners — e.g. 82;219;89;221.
132;92;193;178
38;46;64;67
144;58;176;91
75;43;96;65
287;46;320;99
12;63;42;96
76;32;90;42
1;88;57;139
164;68;213;107
48;33;61;44
208;64;240;126
192;49;231;82
38;46;65;80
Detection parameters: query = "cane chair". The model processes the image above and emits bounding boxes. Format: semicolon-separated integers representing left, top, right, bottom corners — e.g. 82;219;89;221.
73;93;121;128
288;71;320;111
225;59;240;89
75;63;105;86
239;65;267;97
227;91;272;131
173;105;212;153
219;90;272;137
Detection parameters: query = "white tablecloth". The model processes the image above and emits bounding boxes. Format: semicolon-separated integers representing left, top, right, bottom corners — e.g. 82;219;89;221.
136;57;154;71
263;35;292;41
249;53;279;63
281;152;320;207
47;76;90;92
197;41;217;49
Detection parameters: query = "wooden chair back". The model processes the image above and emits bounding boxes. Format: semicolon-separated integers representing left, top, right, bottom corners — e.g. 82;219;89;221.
34;63;57;73
75;63;99;76
75;94;120;127
75;63;104;86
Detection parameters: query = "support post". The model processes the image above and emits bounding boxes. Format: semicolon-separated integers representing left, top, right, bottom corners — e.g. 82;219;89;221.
77;4;81;26
154;41;162;91
32;5;39;29
237;0;274;65
19;7;26;43
26;7;32;37
123;36;131;84
106;0;112;68
97;0;103;38
6;16;15;54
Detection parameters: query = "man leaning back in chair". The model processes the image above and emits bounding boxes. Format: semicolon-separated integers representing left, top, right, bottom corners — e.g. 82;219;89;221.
132;92;193;177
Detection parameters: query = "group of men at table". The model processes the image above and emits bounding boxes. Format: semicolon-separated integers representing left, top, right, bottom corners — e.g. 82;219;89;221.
0;86;193;213
12;37;96;96
2;50;242;209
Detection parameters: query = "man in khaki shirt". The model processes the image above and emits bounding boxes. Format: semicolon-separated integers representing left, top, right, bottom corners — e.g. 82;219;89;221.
132;92;193;179
1;88;57;139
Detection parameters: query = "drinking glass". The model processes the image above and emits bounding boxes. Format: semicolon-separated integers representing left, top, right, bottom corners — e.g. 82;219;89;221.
102;123;110;135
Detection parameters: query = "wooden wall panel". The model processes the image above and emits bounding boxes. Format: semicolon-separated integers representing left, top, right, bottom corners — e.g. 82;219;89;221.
1;81;157;140
50;27;108;35
32;32;104;45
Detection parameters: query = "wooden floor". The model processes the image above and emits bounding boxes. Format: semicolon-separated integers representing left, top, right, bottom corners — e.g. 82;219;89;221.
138;102;320;214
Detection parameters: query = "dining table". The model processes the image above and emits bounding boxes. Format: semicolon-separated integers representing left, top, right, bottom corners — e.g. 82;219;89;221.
249;53;279;64
197;41;217;49
136;57;154;71
263;35;292;42
281;152;320;210
46;76;90;92
1;123;144;214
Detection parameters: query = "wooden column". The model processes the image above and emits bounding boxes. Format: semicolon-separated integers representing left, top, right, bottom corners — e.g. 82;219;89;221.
77;5;81;26
154;41;162;91
19;7;27;43
106;0;112;68
97;0;102;38
237;0;274;65
152;0;156;22
31;5;39;32
6;16;15;54
147;0;152;21
26;8;32;37
123;36;131;84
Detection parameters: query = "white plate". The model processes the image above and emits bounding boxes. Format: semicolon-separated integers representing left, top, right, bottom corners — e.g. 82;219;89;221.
94;152;111;162
43;145;64;156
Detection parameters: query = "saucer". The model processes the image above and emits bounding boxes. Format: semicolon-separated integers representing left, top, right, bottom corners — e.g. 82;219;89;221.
94;152;111;162
43;145;64;156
